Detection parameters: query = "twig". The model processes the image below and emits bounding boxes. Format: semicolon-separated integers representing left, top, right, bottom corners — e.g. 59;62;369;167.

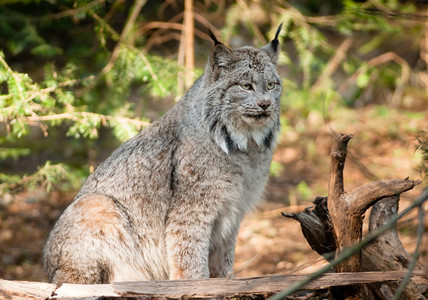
236;0;267;45
347;151;379;181
143;12;185;51
192;11;222;39
311;37;354;91
100;0;147;77
32;0;106;21
91;12;166;95
20;112;150;128
0;53;25;102
132;49;167;95
157;0;180;19
92;13;120;40
259;205;309;218
275;0;337;26
145;33;183;50
23;77;86;105
105;0;126;21
338;51;410;106
140;21;185;32
138;21;207;39
275;5;331;49
194;0;226;20
77;0;147;97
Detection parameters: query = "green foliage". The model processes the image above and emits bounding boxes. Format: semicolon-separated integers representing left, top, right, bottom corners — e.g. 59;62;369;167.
0;0;426;198
295;181;313;201
0;161;73;194
0;148;30;161
0;1;182;195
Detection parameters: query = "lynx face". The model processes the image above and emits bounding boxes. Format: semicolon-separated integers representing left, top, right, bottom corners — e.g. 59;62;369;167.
204;31;282;154
223;47;281;128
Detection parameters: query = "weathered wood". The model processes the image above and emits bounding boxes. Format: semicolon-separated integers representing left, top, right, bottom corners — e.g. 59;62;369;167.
0;272;424;299
284;133;426;299
327;134;420;273
362;195;428;300
283;195;428;299
0;280;56;299
282;196;335;260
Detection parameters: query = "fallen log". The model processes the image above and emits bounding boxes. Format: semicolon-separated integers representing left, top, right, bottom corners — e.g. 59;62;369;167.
0;271;425;299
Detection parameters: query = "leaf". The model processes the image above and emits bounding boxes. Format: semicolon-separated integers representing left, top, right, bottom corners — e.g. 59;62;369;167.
356;72;371;88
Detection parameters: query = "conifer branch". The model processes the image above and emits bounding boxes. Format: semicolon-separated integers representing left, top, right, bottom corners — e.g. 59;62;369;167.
77;0;148;96
20;112;150;128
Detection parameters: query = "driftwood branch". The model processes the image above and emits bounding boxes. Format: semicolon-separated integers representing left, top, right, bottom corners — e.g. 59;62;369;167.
327;133;421;273
348;179;420;215
0;272;425;299
283;133;427;299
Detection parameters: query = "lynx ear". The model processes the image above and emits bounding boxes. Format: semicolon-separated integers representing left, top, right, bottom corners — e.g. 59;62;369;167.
261;23;282;64
208;30;234;69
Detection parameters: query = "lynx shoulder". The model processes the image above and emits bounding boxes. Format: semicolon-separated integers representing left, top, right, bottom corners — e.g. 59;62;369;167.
43;25;283;284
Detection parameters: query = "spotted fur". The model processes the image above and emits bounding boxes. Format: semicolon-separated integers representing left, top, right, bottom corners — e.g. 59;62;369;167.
43;25;282;284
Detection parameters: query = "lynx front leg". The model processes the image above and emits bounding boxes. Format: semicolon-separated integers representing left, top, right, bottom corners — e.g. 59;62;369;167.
208;235;237;278
208;215;242;278
165;210;213;280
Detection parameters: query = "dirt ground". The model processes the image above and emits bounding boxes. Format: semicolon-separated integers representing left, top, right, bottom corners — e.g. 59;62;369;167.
0;106;427;282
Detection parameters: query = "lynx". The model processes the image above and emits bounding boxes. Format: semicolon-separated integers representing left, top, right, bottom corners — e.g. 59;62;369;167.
43;25;282;284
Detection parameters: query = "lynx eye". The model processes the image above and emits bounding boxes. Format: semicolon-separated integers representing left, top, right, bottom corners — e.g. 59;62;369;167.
240;83;253;90
267;82;276;90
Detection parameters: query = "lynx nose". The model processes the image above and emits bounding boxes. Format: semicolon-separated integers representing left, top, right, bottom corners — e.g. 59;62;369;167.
257;99;271;110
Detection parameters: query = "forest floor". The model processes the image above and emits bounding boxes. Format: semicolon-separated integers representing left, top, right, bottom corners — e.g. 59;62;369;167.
0;105;427;282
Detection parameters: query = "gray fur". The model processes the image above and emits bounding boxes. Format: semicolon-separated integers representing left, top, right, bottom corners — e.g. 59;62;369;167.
43;28;282;284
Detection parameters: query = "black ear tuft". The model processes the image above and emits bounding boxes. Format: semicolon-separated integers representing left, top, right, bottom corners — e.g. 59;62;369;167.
260;23;283;64
270;23;283;52
208;29;221;45
208;29;233;70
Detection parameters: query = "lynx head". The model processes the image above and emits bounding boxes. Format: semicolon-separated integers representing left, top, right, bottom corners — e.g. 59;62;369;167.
203;25;282;154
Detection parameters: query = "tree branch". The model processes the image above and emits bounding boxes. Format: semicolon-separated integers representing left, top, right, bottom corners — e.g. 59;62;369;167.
328;133;353;202
348;178;421;215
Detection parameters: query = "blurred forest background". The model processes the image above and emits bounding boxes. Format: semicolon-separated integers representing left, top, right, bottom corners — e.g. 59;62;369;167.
0;0;427;282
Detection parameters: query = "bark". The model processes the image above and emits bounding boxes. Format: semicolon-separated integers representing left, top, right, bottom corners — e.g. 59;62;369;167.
327;134;420;273
282;196;335;260
283;133;426;299
0;272;423;300
183;0;194;88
